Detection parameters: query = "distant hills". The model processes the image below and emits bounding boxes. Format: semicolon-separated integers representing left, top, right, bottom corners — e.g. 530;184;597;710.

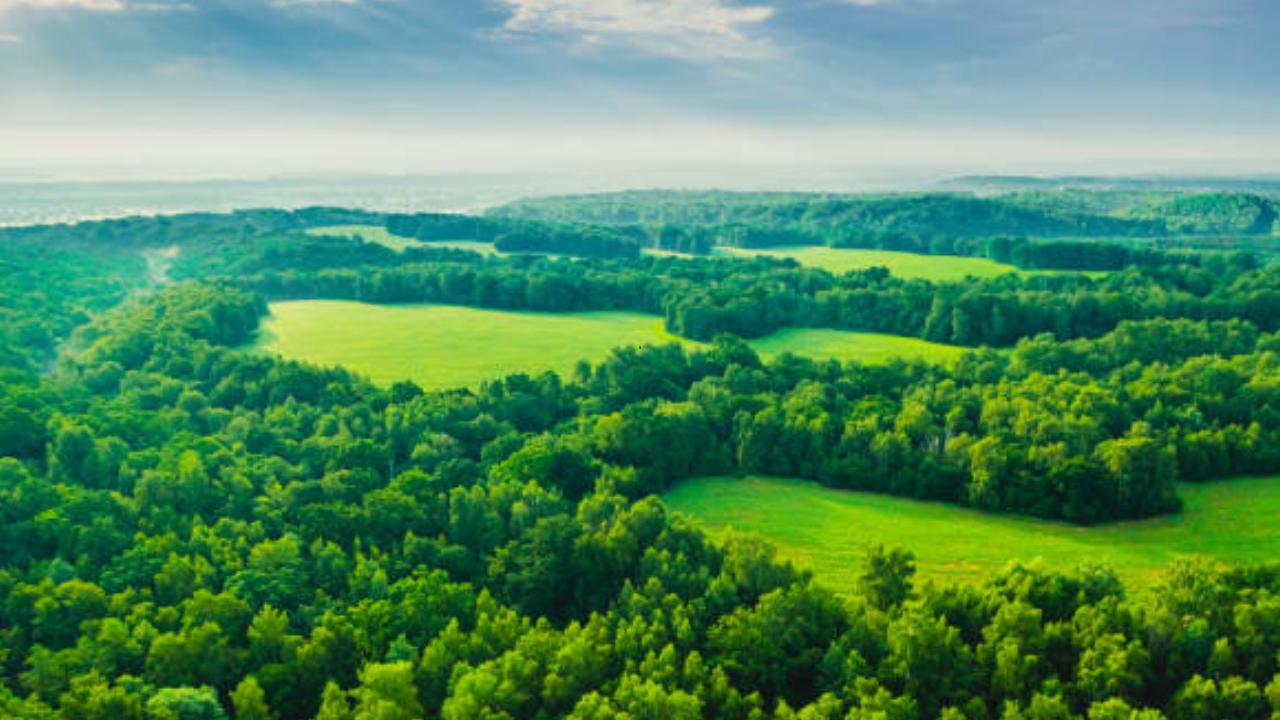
490;188;1280;241
939;174;1280;195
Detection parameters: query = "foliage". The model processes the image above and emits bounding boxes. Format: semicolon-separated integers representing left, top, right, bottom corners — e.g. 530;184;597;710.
3;199;1280;720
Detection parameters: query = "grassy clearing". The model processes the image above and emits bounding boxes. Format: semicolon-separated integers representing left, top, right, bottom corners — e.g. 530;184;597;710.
663;475;1280;593
749;328;966;365
307;225;422;252
251;302;966;390
717;246;1021;280
307;225;500;255
250;301;690;391
718;246;1104;282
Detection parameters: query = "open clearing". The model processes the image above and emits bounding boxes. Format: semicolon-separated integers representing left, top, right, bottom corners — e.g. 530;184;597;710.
749;328;966;365
307;225;499;255
251;301;688;390
307;225;423;252
252;301;965;390
664;475;1280;593
718;246;1103;281
717;246;1022;280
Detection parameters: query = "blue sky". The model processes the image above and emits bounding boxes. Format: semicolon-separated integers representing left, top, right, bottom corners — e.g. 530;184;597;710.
1;0;1278;175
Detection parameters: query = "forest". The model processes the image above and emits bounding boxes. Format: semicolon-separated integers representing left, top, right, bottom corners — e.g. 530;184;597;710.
490;190;1280;265
3;195;1280;720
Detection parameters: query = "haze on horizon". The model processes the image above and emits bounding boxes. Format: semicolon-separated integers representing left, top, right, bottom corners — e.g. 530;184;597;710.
1;0;1278;179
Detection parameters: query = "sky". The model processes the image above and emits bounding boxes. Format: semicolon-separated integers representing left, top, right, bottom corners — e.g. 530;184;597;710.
1;0;1278;177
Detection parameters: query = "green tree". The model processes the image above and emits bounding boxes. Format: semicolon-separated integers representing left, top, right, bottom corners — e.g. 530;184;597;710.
857;545;916;611
231;677;274;720
352;662;423;720
147;687;229;720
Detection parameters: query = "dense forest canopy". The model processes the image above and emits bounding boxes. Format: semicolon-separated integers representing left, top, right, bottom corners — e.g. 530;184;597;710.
3;193;1280;720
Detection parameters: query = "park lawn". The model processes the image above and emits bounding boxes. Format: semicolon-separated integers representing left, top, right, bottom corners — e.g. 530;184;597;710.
663;475;1280;594
252;301;967;390
717;246;1104;282
307;225;500;255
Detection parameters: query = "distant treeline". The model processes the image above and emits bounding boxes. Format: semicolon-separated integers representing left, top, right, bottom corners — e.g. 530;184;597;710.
490;189;1280;268
491;189;1280;238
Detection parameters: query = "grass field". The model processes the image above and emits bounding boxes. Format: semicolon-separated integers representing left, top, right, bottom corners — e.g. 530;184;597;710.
307;225;423;252
252;301;966;389
251;301;689;390
307;225;500;255
664;475;1280;593
718;246;1104;282
717;246;1023;280
749;328;966;365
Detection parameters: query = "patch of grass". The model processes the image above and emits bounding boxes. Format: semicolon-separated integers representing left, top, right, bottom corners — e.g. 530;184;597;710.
717;246;1102;281
307;225;500;255
663;475;1280;593
748;328;966;365
251;302;965;391
250;301;692;390
307;225;423;252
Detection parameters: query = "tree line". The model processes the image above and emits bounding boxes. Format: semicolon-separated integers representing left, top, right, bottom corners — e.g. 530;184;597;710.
490;189;1280;239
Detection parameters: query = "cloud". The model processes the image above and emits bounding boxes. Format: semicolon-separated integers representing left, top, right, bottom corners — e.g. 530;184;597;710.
0;0;196;11
495;0;776;60
0;0;125;10
271;0;396;6
152;55;210;78
130;2;195;10
0;30;19;40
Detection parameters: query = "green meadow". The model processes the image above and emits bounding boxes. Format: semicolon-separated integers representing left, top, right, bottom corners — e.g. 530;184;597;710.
717;246;1023;280
251;301;964;390
307;225;423;252
664;475;1280;593
251;301;688;390
748;327;966;365
718;246;1106;281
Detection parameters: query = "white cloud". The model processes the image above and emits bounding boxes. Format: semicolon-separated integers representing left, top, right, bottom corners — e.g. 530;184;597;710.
131;2;196;10
496;0;775;60
0;0;196;11
0;30;19;40
0;0;125;10
272;0;396;6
